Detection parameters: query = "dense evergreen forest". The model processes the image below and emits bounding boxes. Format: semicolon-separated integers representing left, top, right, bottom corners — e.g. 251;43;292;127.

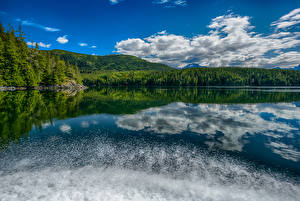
82;67;300;87
0;24;82;87
47;49;172;72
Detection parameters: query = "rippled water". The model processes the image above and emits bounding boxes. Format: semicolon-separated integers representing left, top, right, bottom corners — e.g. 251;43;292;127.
0;87;300;201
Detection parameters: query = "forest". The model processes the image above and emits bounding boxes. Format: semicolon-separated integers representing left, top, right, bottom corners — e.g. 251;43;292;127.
1;23;300;88
82;67;300;87
47;49;172;72
0;23;82;87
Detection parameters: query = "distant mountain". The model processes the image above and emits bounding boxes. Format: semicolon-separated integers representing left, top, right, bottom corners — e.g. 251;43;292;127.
273;65;300;70
183;63;206;69
46;49;172;72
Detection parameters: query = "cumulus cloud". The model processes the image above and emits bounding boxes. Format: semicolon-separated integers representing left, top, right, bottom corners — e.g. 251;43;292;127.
117;102;300;156
116;10;300;68
153;0;187;7
271;8;300;29
15;19;60;32
79;43;88;47
27;41;51;48
56;35;68;44
91;45;97;48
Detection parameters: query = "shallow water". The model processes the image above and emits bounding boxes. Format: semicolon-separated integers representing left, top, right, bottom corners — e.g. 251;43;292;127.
0;87;300;201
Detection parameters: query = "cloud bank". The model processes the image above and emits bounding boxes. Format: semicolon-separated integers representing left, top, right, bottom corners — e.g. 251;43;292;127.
116;9;300;68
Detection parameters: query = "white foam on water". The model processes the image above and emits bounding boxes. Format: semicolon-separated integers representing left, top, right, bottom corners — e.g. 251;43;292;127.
0;153;299;201
0;127;299;201
0;166;299;201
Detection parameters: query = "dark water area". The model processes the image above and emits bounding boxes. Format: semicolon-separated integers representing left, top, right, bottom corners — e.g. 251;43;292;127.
0;87;300;201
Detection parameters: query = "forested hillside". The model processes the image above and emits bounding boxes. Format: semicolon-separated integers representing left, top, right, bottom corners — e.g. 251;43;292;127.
1;23;300;88
47;49;172;72
82;67;300;87
0;24;82;87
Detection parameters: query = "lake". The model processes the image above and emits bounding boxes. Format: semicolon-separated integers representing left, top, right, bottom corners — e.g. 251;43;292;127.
0;87;300;201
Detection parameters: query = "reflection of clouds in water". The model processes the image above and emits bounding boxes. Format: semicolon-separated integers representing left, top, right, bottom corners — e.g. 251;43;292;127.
267;142;300;162
117;102;300;159
59;124;71;133
81;121;90;128
80;120;98;128
41;122;52;129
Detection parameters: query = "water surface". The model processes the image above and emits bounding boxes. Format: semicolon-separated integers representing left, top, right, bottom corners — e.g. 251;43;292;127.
0;87;300;201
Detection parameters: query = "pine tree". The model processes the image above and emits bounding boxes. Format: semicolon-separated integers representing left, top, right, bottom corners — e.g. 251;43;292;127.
17;25;37;86
4;28;25;86
0;23;82;87
0;34;6;86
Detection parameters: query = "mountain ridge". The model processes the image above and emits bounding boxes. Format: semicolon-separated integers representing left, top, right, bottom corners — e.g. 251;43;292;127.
45;49;172;72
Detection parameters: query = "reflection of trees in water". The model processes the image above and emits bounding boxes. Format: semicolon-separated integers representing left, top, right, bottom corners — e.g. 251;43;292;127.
1;87;300;147
0;91;83;147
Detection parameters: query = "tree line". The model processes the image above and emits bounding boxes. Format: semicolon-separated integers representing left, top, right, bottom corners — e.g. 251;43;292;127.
0;23;82;87
82;67;300;87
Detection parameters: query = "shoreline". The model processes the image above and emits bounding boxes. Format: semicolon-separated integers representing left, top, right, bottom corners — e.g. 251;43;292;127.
0;84;87;92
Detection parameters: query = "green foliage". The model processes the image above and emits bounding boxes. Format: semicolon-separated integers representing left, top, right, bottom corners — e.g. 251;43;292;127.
0;90;83;147
82;67;300;87
46;49;172;72
2;87;300;147
0;23;82;87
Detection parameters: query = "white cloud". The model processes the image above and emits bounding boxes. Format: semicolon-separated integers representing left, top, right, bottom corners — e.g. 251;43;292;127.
154;0;169;4
174;0;187;6
45;27;60;32
56;35;68;44
271;8;300;29
116;11;300;68
109;0;121;4
153;0;187;7
79;43;88;47
15;19;60;32
91;45;97;48
27;41;51;48
157;30;167;35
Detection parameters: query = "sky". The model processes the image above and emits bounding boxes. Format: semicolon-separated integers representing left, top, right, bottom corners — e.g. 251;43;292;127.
1;0;300;68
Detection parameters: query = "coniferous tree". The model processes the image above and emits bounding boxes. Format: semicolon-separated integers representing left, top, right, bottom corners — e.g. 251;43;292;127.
0;23;82;87
4;28;25;86
0;24;6;86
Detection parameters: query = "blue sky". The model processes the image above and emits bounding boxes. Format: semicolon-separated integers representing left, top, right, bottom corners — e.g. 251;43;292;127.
1;0;300;68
